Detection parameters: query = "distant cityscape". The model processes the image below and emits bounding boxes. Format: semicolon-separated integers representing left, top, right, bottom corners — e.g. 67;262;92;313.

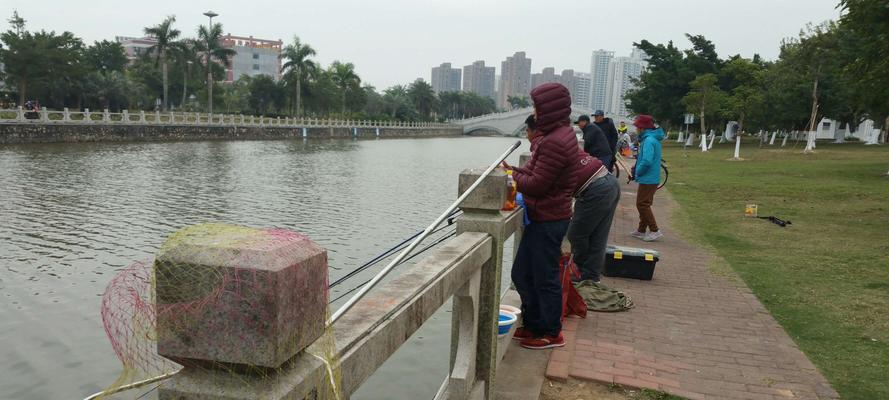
430;48;649;116
55;33;645;117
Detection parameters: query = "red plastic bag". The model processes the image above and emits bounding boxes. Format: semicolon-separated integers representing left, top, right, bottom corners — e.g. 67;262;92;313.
560;255;587;320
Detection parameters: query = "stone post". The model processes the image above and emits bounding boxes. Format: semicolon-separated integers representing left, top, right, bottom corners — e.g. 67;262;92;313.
40;108;49;122
455;168;522;400
103;109;110;123
156;223;329;398
122;110;130;124
16;106;24;121
63;108;70;122
84;108;92;123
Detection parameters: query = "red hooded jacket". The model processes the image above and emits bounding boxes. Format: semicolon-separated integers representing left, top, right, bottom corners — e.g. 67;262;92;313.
512;83;603;222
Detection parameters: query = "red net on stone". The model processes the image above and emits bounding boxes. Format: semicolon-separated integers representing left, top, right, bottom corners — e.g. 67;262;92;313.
99;223;339;399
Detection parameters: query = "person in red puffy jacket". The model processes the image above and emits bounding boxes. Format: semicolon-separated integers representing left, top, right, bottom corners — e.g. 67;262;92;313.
502;83;601;349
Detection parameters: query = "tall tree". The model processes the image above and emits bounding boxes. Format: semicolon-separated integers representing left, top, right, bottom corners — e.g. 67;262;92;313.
0;12;84;107
144;16;181;111
681;73;726;135
196;22;236;113
625;39;688;128
839;0;889;132
328;61;360;114
281;36;317;116
382;85;416;120
720;58;766;132
246;74;285;115
171;39;202;109
84;40;127;73
407;79;437;119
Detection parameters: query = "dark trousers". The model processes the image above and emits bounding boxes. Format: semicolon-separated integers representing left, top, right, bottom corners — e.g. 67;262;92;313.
636;183;659;232
568;174;620;282
511;219;569;337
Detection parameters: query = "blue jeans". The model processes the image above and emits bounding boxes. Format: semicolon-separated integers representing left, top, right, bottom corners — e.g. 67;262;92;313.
511;219;569;337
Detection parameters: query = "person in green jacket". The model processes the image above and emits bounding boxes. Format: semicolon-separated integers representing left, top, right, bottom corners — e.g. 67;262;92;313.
629;115;665;242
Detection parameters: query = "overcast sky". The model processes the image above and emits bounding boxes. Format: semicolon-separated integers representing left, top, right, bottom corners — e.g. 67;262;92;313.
7;0;841;89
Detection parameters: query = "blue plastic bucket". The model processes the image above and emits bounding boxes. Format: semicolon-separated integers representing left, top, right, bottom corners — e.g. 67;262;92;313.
498;311;517;336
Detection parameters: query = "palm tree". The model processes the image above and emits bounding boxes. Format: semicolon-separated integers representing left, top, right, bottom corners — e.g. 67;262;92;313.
144;16;181;111
507;95;530;110
408;80;437;120
196;22;236;113
329;61;360;114
281;36;317;117
172;39;202;109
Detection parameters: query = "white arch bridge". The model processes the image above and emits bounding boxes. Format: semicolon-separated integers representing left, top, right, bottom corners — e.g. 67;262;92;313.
453;106;593;136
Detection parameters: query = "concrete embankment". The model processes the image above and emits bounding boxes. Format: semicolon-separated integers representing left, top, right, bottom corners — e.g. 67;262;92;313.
0;124;463;144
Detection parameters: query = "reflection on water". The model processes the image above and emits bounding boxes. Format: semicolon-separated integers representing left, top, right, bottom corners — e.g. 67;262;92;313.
0;136;522;399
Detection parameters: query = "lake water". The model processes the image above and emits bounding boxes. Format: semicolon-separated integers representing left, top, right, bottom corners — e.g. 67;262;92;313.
0;136;523;399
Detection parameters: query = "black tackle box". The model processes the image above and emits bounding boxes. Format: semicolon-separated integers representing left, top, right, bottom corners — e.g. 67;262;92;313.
603;245;660;280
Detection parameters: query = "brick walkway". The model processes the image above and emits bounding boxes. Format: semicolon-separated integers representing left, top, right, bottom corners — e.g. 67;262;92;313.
543;181;839;400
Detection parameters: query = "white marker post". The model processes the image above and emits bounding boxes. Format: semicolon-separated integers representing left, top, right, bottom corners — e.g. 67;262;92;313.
733;134;742;160
769;131;777;145
804;130;816;153
701;130;709;152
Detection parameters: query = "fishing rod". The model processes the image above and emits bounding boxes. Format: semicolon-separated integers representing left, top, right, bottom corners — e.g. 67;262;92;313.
329;140;522;324
82;142;522;400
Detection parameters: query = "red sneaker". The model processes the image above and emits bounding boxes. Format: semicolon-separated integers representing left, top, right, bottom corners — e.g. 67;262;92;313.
520;333;565;350
512;327;534;341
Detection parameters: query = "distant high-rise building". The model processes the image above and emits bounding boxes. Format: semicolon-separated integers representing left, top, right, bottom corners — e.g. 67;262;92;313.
431;63;462;94
559;69;575;99
604;52;647;117
530;67;584;107
531;67;556;90
498;52;532;109
590;49;614;111
221;35;283;82
462;60;496;100
574;72;592;109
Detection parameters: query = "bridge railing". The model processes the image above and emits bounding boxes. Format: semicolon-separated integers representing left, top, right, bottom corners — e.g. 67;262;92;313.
133;167;522;400
0;107;457;129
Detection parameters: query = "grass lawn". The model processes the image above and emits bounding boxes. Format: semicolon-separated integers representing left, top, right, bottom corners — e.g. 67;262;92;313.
660;138;889;399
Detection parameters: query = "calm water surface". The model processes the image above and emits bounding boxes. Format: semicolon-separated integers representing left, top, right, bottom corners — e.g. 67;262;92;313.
0;136;523;400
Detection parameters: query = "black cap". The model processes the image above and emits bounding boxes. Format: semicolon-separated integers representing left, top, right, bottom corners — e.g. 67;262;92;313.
593;110;605;117
574;115;590;124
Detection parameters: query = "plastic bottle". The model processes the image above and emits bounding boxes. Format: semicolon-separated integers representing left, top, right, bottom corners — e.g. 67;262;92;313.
502;170;517;211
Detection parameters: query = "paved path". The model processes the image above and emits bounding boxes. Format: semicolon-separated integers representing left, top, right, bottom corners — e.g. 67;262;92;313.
543;181;839;400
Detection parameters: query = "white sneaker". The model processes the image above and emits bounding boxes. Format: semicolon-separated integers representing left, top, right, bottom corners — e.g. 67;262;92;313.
630;231;646;240
644;231;663;242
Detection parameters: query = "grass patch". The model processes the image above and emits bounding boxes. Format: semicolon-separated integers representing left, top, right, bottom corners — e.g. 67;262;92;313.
662;139;889;399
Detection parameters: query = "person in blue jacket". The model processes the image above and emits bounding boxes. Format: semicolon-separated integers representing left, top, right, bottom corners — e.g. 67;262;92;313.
629;115;665;242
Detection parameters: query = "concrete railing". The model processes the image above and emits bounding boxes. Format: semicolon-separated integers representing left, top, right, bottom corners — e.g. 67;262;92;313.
154;168;522;400
0;107;456;129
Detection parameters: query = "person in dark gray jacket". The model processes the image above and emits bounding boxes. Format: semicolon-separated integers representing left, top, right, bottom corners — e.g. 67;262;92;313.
575;115;613;171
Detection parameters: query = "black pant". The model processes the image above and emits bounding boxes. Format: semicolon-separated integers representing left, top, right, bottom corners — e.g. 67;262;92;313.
511;219;569;337
568;174;620;281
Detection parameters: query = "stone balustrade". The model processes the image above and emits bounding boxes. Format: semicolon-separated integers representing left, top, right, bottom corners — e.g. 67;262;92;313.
153;167;523;400
0;107;456;130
